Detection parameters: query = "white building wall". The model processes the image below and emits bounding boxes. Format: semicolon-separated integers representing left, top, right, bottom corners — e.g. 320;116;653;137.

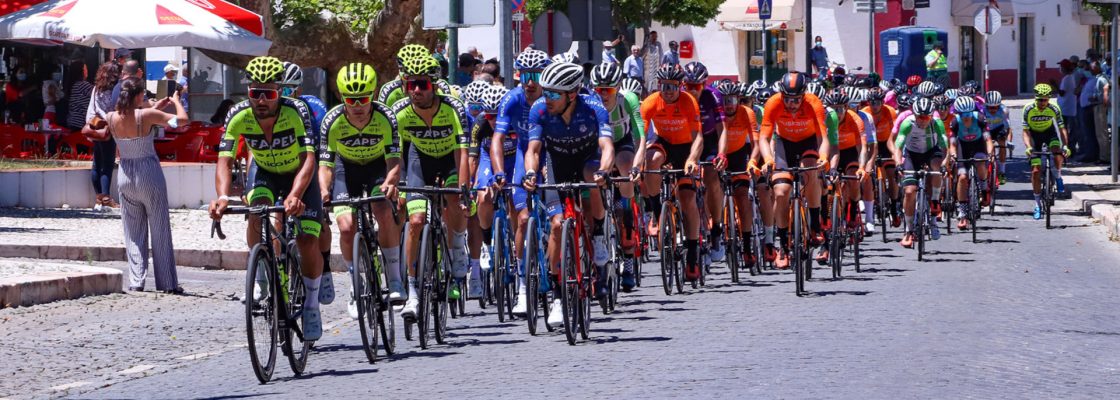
638;20;744;78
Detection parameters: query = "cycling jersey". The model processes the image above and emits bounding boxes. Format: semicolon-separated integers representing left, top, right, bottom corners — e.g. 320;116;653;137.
949;112;988;142
640;91;701;145
895;115;948;154
318;103;400;168
752;103;765;132
605;90;645;145
377;78;455;107
826;108;865;150
861;105;897;143
527;93;613;157
696;89;724;136
1022;101;1065;132
760;92;828;143
981;104;1008;130
221;98;315;174
722;105;756;154
392;95;470;158
296;95;327;142
855;109;877;145
892;109;945;138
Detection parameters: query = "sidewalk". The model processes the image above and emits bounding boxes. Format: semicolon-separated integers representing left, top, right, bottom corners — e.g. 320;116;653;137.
1063;165;1120;239
0;259;122;308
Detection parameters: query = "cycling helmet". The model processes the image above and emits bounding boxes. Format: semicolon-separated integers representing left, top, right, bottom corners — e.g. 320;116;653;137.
655;64;686;82
715;80;738;97
893;82;909;94
957;85;974;97
750;79;768;92
682;62;709;84
755;88;774;103
985;90;1002;105
964;80;980;90
912;97;935;116
776;72;808;96
1034;83;1053;99
396;44;430;70
896;93;913;109
461;80;491;104
515;49;551;71
906;75;923;87
620;77;644;94
866;88;885;101
590;63;624;87
245;56;285;84
335;62;378;97
916;81;937;96
823;91;849;106
552;52;579;64
737;81;755;98
850;88;868;105
540;62;584;92
480;85;508;112
806;80;826;99
400;55;441;78
843;75;858;87
879;80;893;91
953;96;976;113
944;88;959;100
281;62;303;86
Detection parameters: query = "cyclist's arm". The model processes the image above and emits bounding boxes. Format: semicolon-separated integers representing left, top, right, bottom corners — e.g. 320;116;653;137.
594;99;616;171
814;101;832;167
894;120;911;160
215;113;243;199
626;93;647;170
854;113;868;170
825;110;841;169
491;94;518;176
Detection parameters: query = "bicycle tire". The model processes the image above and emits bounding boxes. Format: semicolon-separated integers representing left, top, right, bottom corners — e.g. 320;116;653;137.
353;235;379;363
417;225;433;349
1045;162;1053;229
434;242;450;345
580;225;593;340
916;192;926;262
750;190;765;276
852;215;862;273
492;218;507;323
829;194;842;279
560;219;579;345
283;240;309;375
673;206;686;294
658;203;675;296
245;244;277;384
970;170;979;243
725;194;741;283
374;242;396;355
877;176;889;243
792;199;805;296
525;217;540;335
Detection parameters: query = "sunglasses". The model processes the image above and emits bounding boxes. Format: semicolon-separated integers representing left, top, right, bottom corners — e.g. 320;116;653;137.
594;86;618;97
467;103;485;115
722;97;739;105
343;95;373;107
406;78;431;91
916;115;933;122
685;83;705;92
869;100;883;106
280;87;296;97
520;72;542;85
249;88;279;101
543;90;564;101
660;83;680;92
783;95;804;104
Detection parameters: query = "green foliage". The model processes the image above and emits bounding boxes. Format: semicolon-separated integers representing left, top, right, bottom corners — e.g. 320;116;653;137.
272;0;386;32
1083;1;1114;21
524;0;721;28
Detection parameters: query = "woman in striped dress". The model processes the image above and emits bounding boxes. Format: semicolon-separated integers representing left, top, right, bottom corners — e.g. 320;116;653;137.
99;77;188;293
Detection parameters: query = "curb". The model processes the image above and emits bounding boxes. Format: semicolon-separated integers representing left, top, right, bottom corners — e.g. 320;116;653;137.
1064;175;1120;239
0;244;347;271
0;265;122;309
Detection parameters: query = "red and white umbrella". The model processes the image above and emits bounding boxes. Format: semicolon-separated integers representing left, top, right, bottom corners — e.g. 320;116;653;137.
0;0;271;55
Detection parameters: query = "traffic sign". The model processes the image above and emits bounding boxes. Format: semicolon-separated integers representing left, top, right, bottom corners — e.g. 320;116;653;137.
974;6;1001;35
511;0;524;11
512;12;524;21
854;0;886;13
758;0;772;20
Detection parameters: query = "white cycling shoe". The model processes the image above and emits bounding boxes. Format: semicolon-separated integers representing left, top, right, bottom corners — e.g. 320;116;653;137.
546;299;563;326
400;296;419;320
512;284;528;315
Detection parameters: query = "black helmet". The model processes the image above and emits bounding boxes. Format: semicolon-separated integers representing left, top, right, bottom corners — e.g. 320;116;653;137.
778;72;808;96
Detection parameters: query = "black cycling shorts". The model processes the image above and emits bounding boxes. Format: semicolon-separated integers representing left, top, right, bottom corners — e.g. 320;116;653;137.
246;161;323;237
901;148;944;187
330;158;388;216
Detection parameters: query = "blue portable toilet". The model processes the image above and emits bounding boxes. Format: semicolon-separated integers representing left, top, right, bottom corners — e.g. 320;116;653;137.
879;26;948;83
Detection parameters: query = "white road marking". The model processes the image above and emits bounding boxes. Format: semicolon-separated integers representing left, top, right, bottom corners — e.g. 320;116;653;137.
175;351;222;361
49;381;90;391
117;365;156;375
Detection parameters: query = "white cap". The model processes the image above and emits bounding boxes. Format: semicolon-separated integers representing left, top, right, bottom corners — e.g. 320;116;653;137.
163;63;179;73
602;40;613;48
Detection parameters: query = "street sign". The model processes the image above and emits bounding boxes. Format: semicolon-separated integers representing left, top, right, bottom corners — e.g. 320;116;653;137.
974;6;1001;35
512;12;524;22
854;0;887;13
758;0;772;20
511;0;524;10
531;11;573;56
423;0;495;29
902;0;914;10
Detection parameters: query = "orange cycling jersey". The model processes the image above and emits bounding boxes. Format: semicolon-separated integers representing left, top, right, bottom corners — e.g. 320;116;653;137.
760;93;827;142
641;91;701;145
826;108;865;150
861;104;897;142
722;105;756;153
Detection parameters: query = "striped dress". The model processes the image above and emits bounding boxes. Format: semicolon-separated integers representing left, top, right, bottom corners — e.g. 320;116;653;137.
115;110;178;290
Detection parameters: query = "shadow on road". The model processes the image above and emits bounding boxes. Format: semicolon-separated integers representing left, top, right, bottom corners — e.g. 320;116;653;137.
591;335;671;344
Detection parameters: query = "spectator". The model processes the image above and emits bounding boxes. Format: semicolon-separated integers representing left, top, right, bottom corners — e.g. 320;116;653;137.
210;99;235;125
478;58;501;82
810;36;830;79
113;48;132;66
624;45;644;84
111;60;147;110
1089;62;1111;164
601;35;623;64
102;76;188;293
924;43;948;86
433;43;449;80
4;66;38;123
642;30;664;92
1057;60;1080;159
662;40;680;67
42;70;63;122
65;61;94;131
467;46;482;61
82;62;122;210
1078;61;1101;163
455;53;481;86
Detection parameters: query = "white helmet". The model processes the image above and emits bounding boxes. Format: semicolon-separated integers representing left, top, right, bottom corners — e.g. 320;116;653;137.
540;62;584;92
281;61;303;86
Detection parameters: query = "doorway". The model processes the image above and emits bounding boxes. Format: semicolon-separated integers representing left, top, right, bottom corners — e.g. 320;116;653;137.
960;27;976;85
1019;16;1035;93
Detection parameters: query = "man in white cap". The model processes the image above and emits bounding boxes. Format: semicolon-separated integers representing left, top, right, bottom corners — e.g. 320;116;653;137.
163;63;189;111
602;35;623;64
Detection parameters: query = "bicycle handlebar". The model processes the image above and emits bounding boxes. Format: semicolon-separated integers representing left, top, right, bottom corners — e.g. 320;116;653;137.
324;195;390;208
210;205;287;240
900;170;944;176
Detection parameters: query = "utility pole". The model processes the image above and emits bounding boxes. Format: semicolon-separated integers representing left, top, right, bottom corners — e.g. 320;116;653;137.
1112;4;1118;182
447;0;462;84
500;0;514;88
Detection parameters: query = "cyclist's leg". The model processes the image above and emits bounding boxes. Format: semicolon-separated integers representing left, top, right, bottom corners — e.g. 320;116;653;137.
771;138;794;251
900;151;923;231
643;141;668;223
701;137;724;252
757;175;776;253
331;161;358;269
440;163;469;280
613;136;637;199
799;138;824;238
403;148;429;312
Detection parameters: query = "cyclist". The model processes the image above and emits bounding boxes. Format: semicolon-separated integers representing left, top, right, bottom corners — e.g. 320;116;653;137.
757;72;829;269
752;87;777;260
590;62;646;290
849;88;879;234
712;81;759;263
470;84;516;299
982;91;1011;184
393;54;472;319
521;62;615;325
641;64;705;281
947;96;992;230
209;56;325;340
681;62;728;262
461;79;495;299
317;63;404;316
620;77;645;98
817;91;867;262
862;88;901;228
379;44;456;107
1022;84;1070;220
492;49;550;316
893;97;947;248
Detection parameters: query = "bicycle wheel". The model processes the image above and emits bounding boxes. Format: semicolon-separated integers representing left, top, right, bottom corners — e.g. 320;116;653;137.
673;206;686;294
658;203;675;296
434;243;450;345
916;196;926;262
492;218;507;323
724;194;741;283
1044;162;1053;229
969;170;979;243
559;219;579;345
877;176;889;243
283;240;310;375
525;217;540;334
750;192;764;276
829;195;843;279
374;243;396;355
792;200;805;296
353;235;379;363
245;244;277;384
416;225;433;349
580;235;593;340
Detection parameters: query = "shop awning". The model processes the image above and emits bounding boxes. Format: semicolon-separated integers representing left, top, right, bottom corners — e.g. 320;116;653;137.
0;0;49;18
951;0;1015;27
716;0;804;32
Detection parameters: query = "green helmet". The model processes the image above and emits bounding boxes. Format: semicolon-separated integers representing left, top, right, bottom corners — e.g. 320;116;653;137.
336;63;378;97
396;44;430;70
1033;83;1053;99
401;55;441;78
245;56;285;84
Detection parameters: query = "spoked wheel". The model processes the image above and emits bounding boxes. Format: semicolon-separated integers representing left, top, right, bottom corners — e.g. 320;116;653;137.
416;226;434;349
353;235;380;363
750;195;765;276
970;173;980;243
434;264;450;345
877;177;890;243
829;197;843;280
658;204;675;296
724;196;741;283
245;244;278;384
283;240;310;375
525;217;541;335
579;242;593;341
559;219;580;345
673;208;686;294
792;203;806;296
492;221;508;322
916;207;927;262
1044;165;1054;229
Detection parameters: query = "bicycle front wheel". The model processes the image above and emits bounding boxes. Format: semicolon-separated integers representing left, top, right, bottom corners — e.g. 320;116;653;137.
560;219;579;345
724;195;741;283
658;203;675;296
245;244;278;384
492;218;508;323
417;225;433;349
283;240;310;375
525;217;540;335
353;235;379;363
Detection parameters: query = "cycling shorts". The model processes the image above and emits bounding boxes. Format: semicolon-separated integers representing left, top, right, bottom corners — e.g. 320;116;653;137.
405;145;460;215
330;159;387;216
475;147;527;210
649;138;693;171
877;142;896;167
901;148;944;187
614;131;636;154
543;149;600;217
990;125;1010;141
838;147;860;172
956;140;987;164
773;135;821;169
725;146;752;188
702;133;720;160
246;161;323;237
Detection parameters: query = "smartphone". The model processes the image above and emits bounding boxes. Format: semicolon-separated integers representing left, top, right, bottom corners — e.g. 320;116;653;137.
156;79;176;99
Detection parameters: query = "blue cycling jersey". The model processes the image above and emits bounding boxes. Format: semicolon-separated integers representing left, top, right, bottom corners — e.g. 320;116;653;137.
950;112;988;142
981;104;1008;130
527;93;613;157
494;86;534;144
296;95;328;145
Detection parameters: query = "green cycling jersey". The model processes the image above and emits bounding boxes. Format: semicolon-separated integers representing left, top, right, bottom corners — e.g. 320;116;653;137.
221;98;315;174
318;103;401;168
1021;101;1065;132
392;95;470;158
895;116;948;154
607;91;645;143
377;78;457;106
